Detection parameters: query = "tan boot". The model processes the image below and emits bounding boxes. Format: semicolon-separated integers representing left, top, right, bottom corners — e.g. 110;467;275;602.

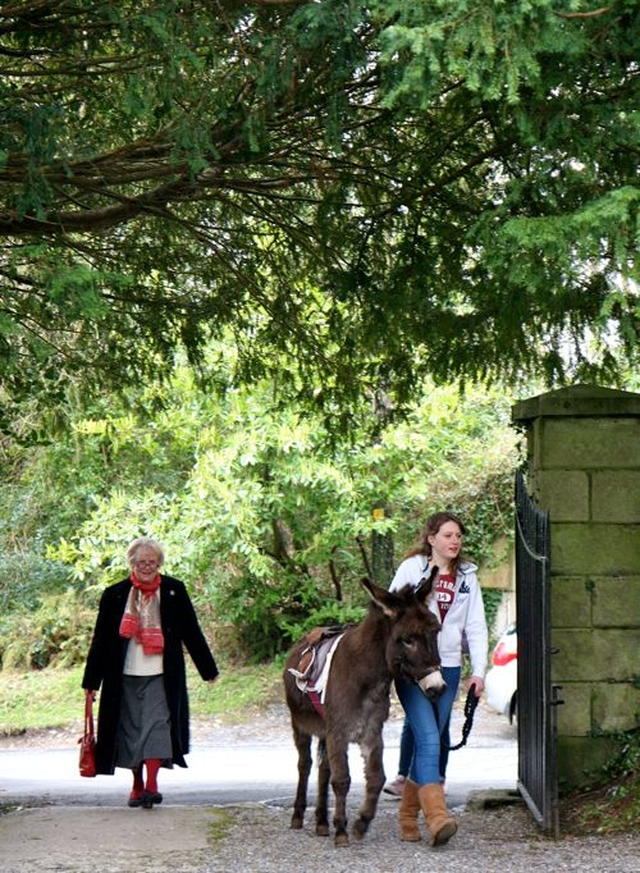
398;778;422;841
418;782;458;846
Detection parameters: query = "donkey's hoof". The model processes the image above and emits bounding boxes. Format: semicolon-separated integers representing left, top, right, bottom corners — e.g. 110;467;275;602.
352;818;369;840
316;823;330;837
290;817;303;830
334;832;349;847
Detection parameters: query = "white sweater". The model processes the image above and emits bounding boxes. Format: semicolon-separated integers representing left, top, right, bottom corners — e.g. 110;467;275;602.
389;554;488;678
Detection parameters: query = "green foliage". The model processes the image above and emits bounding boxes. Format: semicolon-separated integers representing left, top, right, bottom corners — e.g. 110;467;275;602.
562;729;640;836
481;589;504;641
601;730;640;786
0;551;69;615
0;592;96;671
25;354;520;661
0;1;637;433
0;339;523;663
216;571;331;663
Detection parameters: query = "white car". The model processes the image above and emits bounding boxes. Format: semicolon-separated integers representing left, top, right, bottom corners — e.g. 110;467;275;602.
484;623;517;723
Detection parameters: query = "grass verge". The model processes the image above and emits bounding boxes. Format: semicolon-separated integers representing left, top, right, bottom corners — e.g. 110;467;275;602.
0;660;284;735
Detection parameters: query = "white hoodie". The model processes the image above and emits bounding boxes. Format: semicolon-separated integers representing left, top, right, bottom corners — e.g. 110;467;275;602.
389;554;488;679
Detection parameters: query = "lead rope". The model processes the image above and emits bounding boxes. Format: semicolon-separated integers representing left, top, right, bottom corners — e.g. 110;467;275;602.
447;685;480;751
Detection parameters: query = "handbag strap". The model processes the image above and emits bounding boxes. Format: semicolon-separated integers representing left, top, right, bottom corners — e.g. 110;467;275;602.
84;691;95;737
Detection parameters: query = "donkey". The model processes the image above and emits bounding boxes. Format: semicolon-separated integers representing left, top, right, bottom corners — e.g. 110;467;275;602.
283;570;444;847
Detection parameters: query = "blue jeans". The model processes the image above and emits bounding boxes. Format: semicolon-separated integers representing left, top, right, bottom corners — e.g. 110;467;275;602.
395;666;461;785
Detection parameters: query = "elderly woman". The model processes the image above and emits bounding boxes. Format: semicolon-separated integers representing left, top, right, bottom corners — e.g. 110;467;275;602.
82;537;219;808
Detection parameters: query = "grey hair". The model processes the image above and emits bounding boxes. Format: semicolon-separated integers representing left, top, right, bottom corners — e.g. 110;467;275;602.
126;537;165;569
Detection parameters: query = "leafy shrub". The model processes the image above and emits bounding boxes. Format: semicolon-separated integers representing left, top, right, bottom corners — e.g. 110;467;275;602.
0;592;97;671
481;588;504;638
0;552;71;614
561;729;640;836
213;569;334;662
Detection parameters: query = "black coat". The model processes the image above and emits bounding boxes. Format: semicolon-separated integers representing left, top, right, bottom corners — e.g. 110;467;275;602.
82;575;219;774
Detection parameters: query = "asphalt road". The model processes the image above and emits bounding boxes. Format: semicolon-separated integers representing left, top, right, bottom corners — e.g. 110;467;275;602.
0;701;517;810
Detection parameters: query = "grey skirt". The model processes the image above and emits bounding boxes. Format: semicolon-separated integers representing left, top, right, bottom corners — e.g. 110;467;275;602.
115;674;173;769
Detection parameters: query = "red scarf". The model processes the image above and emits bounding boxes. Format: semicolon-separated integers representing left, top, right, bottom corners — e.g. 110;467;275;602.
119;573;164;655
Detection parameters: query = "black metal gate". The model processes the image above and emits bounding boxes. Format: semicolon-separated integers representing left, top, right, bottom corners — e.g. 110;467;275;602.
515;470;561;837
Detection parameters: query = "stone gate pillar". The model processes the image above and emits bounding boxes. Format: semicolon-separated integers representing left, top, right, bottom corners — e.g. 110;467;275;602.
512;384;640;790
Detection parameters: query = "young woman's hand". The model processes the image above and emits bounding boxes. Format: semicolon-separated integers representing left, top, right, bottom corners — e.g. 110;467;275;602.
467;676;484;697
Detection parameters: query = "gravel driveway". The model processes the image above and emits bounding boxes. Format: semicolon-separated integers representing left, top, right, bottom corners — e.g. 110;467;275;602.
1;792;637;873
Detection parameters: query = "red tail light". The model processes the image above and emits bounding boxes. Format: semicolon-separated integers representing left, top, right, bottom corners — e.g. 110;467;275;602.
493;642;517;666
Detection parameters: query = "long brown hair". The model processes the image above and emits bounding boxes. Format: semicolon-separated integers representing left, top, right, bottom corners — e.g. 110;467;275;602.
404;511;468;577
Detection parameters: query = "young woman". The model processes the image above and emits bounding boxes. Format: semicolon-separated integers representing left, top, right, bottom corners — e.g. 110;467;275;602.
388;511;488;846
82;537;219;808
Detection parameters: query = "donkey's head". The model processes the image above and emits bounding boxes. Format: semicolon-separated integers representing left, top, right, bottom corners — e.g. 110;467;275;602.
361;568;445;700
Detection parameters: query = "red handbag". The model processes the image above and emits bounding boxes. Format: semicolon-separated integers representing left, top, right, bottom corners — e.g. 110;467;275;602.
78;691;97;777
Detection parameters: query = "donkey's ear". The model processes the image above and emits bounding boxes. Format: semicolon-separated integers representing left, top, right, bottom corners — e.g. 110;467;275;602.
360;577;400;619
416;565;439;602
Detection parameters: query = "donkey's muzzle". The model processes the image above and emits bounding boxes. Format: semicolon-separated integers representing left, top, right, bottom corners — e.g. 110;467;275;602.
418;667;446;701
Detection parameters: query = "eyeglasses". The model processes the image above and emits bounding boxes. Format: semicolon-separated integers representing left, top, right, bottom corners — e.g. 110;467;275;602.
136;559;159;568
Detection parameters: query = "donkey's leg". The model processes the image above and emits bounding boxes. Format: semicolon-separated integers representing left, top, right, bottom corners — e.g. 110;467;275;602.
326;739;351;847
352;733;385;840
315;738;331;836
290;725;312;830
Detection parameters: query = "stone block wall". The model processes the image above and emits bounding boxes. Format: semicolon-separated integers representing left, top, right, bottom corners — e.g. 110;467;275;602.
512;385;640;790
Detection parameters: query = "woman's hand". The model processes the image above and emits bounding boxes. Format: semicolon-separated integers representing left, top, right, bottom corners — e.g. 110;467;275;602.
467;676;484;697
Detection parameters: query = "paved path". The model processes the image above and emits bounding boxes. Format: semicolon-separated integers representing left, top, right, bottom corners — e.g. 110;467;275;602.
0;702;517;810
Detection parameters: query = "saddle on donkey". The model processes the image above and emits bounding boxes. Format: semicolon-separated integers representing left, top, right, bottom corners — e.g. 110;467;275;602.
287;625;349;717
